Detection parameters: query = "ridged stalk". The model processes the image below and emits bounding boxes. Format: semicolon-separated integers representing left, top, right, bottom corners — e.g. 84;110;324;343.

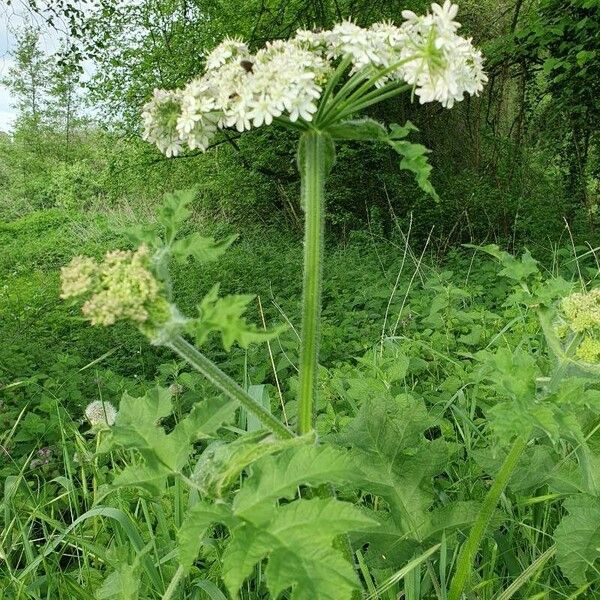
166;335;294;439
297;130;327;435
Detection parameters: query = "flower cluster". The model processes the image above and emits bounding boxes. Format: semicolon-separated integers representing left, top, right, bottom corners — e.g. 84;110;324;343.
560;289;600;363
561;289;600;333
142;1;486;155
61;246;166;327
85;400;118;427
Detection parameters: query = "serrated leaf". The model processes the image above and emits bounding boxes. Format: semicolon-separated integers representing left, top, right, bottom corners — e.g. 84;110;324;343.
173;396;236;442
222;498;375;599
103;389;235;494
189;284;284;351
158;189;194;240
554;494;600;585
266;543;358;600
233;444;360;519
177;501;236;569
171;232;237;264
112;462;170;496
467;244;540;282
390;139;438;201
108;387;174;466
388;121;419;139
191;431;308;499
336;394;451;537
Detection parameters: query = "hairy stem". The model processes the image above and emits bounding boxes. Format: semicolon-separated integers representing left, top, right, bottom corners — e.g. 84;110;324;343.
297;130;327;434
448;433;529;600
166;335;294;439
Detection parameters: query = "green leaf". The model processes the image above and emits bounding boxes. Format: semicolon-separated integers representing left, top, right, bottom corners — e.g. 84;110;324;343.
112;462;171;496
158;189;195;241
222;498;375;599
177;501;236;569
103;389;235;494
336;394;451;541
328;118;387;141
189;283;284;351
173;396;237;442
96;563;140;599
107;387;174;466
387;123;438;201
191;431;308;499
171;232;237;264
554;494;600;585
265;543;358;600
388;121;419;139
233;444;360;519
466;244;539;283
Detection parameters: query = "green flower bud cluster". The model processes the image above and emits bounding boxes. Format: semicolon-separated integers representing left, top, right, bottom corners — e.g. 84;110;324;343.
61;246;168;328
560;289;600;364
575;337;600;364
561;289;600;332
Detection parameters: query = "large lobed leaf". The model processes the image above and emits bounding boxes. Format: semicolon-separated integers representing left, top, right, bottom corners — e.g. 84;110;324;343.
554;494;600;585
103;387;235;494
222;498;375;600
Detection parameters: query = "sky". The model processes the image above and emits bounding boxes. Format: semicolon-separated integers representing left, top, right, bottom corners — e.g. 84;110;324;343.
0;2;63;131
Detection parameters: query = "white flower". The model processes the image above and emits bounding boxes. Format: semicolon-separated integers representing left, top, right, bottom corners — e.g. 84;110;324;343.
142;88;185;156
85;400;118;427
205;37;250;70
248;96;281;127
398;2;487;108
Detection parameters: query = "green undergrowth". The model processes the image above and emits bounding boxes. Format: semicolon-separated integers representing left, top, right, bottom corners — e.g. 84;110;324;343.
2;204;600;598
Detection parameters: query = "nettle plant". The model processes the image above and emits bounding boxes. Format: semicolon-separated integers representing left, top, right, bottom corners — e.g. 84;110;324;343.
56;3;548;599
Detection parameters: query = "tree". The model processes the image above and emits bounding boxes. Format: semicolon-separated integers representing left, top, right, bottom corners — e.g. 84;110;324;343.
1;26;49;126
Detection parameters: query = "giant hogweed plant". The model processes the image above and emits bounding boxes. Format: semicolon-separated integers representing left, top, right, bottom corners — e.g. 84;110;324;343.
56;2;599;598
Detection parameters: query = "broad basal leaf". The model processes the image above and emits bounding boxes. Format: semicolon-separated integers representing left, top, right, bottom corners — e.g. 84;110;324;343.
103;388;234;494
191;431;307;499
554;494;600;585
96;563;140;600
233;444;360;519
178;501;237;569
222;498;376;600
336;393;452;541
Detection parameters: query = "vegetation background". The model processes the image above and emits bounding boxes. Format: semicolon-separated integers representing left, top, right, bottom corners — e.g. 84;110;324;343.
1;0;600;598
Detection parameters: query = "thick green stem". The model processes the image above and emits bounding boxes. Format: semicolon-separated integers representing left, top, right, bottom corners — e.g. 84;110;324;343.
448;433;529;600
166;335;294;439
297;130;327;435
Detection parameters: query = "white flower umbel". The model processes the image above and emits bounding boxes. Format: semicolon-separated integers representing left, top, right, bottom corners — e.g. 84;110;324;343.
85;400;118;427
142;89;184;157
142;1;487;156
399;1;487;108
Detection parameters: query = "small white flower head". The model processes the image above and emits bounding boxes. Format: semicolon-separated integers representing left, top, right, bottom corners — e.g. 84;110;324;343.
398;1;487;108
85;400;118;427
205;37;250;70
142;88;184;157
